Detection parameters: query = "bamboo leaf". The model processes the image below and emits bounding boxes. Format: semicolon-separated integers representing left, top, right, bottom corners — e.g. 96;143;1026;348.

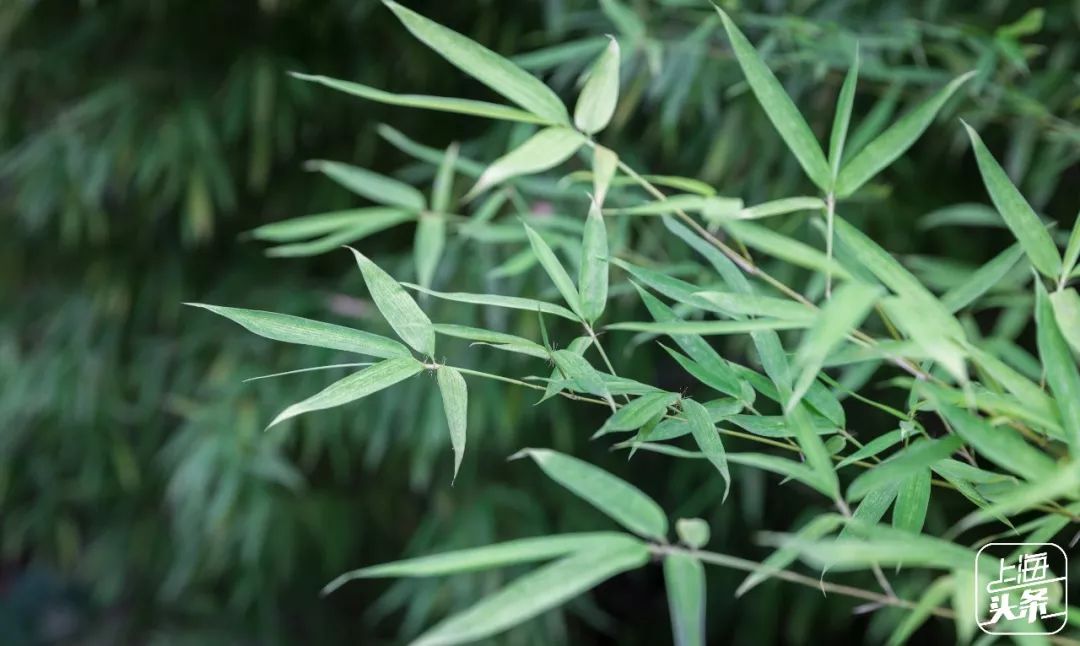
248;207;410;243
891;468;931;534
349;247;436;356
1049;287;1080;356
786;402;840;499
290;72;548;124
723;220;852;280
384;1;568;124
846;436;961;502
664;553;706;646
1062;211;1080;281
414;213;447;291
963;121;1061;277
187;304;411;359
524;220;585;317
514;448;668;540
790;281;881;411
595;392;679;437
607;319;807;335
1039;286;1080;448
433;323;547;358
828;45;859;179
836;430;903;469
933;398;1056;481
404;283;579;320
468;127;584;198
835;72;973;197
264;211;416;257
736;515;844;596
268;357;424;428
739;197;824;220
413;538;648;646
716;8;830;190
551;349;615;408
941;242;1025;313
579;201;609;324
684;399;730;500
437;366;468;482
592;145;618;207
306;160;426;211
322;531;633;594
693;291;815;322
886;576;954;646
574;37;620;134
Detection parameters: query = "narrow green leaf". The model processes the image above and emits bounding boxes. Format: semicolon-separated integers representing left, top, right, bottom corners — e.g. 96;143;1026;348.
1050;287;1080;356
592;145;618;207
264;211;415;258
963;121;1061;277
664;553;706;646
431;142;458;214
739;197;824;220
551;350;615;409
542;336;590;402
846;436;961;502
433;323;547;358
384;0;568;124
941;242;1025;313
661;345;750;404
693;291;814;322
835;72;973;197
886;576;953;646
790;281;881;411
437;366;468;482
404;283;578;320
736;515;844;596
514;448;668;540
723;220;852;280
268;357;423;428
468;126;584;198
726;451;833;495
524;220;585;317
248;207;408;243
579;202;609;324
891;468;931;534
786;402;840;498
574;37;620;134
715;8;830;190
349;247;436;356
306;160;425;211
414;213;447;290
675;519;710;549
933;399;1056;481
836;430;903;469
596;392;679;437
684;399;730;500
414;540;647;646
881;295;968;382
186;303;411;359
1062;211;1080;281
966;342;1058;430
828;44;859;179
607;319;806;335
289;72;548;124
322;531;627;593
1039;286;1080;448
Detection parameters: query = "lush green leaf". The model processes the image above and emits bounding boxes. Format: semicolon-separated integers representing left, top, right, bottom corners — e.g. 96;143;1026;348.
349;247;436;356
384;1;568;124
574;37;620;134
514;448;668;540
664;553;706;646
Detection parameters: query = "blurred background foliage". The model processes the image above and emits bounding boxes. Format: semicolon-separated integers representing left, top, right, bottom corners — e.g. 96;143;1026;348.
2;0;1077;643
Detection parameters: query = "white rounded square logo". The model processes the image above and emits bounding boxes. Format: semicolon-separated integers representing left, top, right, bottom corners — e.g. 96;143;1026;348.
975;542;1068;635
